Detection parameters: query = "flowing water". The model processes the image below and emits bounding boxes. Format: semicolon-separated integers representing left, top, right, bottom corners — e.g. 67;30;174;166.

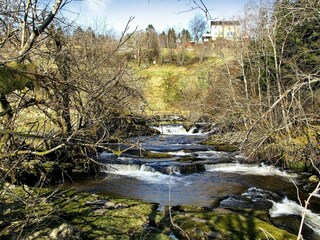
71;124;320;239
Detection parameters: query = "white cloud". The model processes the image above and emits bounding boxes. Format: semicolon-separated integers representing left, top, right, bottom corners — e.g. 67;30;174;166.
65;0;114;32
83;0;111;13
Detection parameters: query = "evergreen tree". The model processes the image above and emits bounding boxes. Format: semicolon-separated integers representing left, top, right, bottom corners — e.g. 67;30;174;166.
145;24;159;62
167;28;176;48
159;31;167;48
181;28;191;42
73;26;84;36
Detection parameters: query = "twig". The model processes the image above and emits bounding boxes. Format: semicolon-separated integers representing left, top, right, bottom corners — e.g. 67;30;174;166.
297;159;320;240
168;167;190;240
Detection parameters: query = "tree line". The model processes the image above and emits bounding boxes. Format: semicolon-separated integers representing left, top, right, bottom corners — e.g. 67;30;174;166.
124;14;207;66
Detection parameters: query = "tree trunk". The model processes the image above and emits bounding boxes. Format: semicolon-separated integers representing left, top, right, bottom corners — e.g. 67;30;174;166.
57;49;72;135
0;94;14;150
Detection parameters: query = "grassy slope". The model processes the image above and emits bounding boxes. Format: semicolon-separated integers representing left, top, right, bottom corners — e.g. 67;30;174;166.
138;64;189;115
135;46;230;119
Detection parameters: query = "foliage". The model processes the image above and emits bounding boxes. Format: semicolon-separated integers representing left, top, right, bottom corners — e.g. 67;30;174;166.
0;63;35;94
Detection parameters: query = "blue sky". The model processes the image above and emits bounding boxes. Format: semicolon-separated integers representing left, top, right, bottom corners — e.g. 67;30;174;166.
64;0;255;34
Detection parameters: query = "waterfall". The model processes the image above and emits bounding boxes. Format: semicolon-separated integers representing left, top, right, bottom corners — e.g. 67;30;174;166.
152;124;187;135
151;124;207;135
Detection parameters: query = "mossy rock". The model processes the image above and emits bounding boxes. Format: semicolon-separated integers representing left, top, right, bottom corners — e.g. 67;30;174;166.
172;209;297;240
0;187;161;240
143;151;173;159
286;161;307;172
203;138;238;152
139;232;172;240
0;185;298;240
171;205;211;213
213;142;238;152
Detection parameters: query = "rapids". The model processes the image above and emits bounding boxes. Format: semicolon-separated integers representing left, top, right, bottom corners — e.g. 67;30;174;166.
71;124;320;239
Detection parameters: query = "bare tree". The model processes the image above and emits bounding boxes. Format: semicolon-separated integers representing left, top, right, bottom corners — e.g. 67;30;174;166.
0;1;144;185
0;0;66;151
189;14;206;42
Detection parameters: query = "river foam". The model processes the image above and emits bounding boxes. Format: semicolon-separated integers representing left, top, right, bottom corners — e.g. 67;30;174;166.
270;197;320;236
205;163;297;178
105;163;181;184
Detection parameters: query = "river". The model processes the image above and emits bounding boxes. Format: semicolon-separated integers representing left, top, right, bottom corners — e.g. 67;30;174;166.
70;124;320;239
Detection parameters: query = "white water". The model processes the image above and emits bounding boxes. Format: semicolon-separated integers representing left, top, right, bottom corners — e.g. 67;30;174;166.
270;197;320;236
205;163;297;178
165;150;192;156
242;187;280;201
165;150;233;159
105;164;180;184
194;150;233;159
151;124;206;135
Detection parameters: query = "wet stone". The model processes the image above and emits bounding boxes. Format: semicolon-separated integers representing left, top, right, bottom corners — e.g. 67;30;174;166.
219;195;273;211
271;215;315;239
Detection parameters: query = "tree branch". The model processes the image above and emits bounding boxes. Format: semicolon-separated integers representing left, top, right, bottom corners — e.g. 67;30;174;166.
18;0;64;60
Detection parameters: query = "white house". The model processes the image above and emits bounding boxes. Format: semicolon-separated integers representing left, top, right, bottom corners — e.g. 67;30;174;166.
202;20;240;42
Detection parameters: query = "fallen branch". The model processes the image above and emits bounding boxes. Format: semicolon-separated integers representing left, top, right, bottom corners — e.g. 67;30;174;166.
0;144;65;158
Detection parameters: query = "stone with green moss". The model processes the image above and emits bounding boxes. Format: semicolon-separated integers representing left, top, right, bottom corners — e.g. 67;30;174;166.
171;208;297;240
0;186;163;239
143;151;173;159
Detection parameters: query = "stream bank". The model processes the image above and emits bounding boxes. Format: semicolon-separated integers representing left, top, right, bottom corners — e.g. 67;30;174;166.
0;184;298;240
